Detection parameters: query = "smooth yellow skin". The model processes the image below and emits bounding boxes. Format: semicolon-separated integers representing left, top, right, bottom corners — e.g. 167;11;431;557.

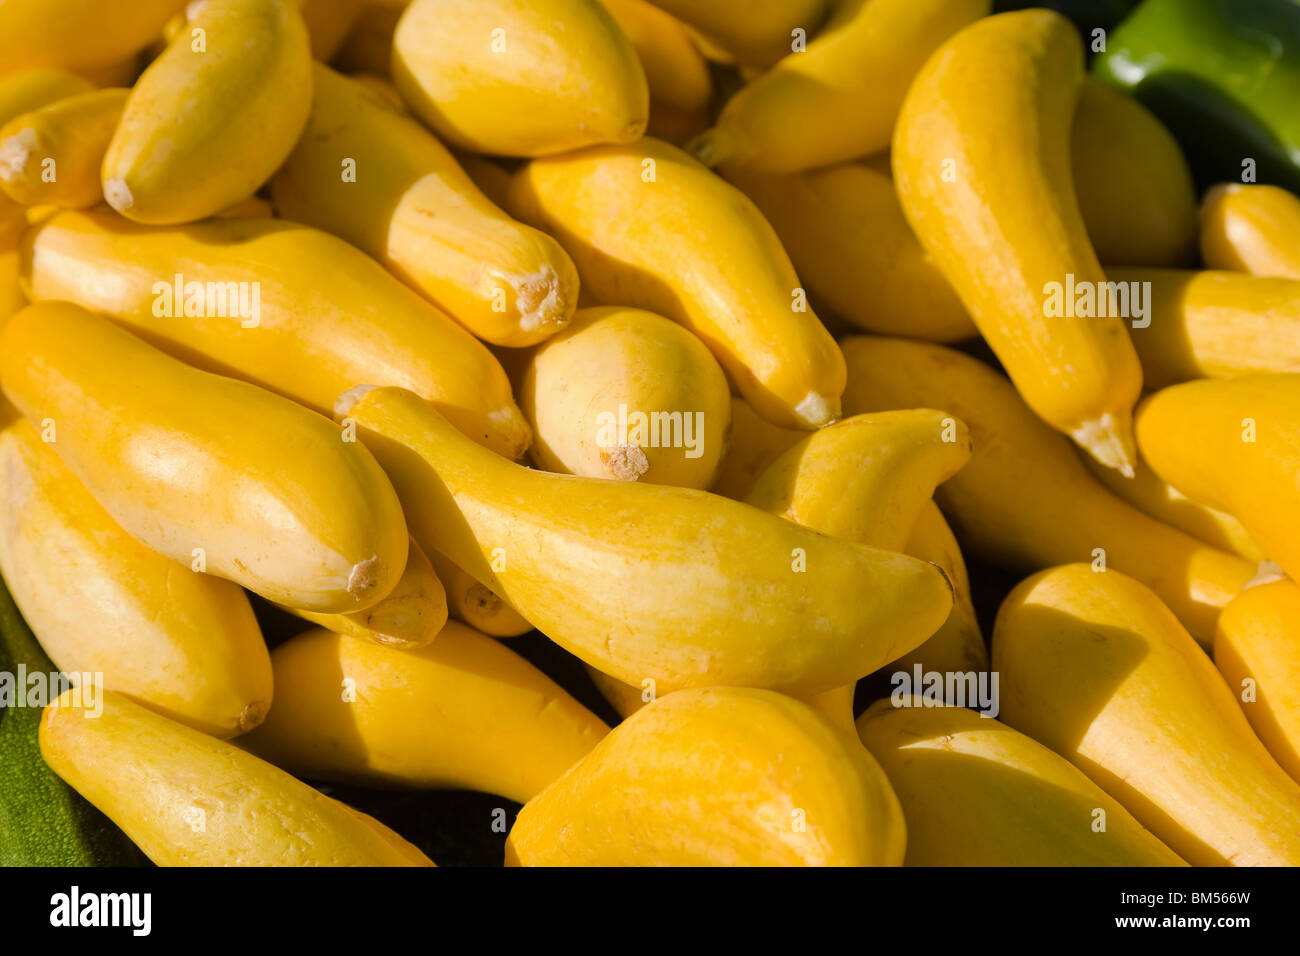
0;303;409;614
722;162;975;343
0;412;271;739
282;539;448;649
522;307;731;488
857;699;1186;867
1201;183;1300;280
745;409;971;717
340;386;952;696
40;690;434;866
599;0;711;112
0;1;184;75
841;337;1256;645
272;65;579;348
0;88;128;208
710;396;806;500
423;546;534;638
244;625;608;803
895;500;989;676
1071;79;1197;268
1214;580;1300;783
893;10;1143;475
995;564;1300;867
392;0;648;157
642;0;829;67
510;138;847;430
1081;448;1265;563
1113;268;1300;387
693;0;989;173
102;0;312;224
746;410;972;555
507;687;905;866
0;70;94;248
1136;376;1300;585
0;249;21;319
20;210;530;458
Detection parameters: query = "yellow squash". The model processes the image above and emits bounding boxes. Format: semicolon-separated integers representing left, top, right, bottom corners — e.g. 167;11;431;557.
510;138;846;429
19;209;530;458
333;2;400;74
994;564;1300;867
271;64;580;347
506;687;905;866
585;664;649;721
0;69;94;248
893;10;1143;475
1200;183;1300;280
297;0;364;59
709;396;807;500
1112;268;1300;386
1070;78;1197;268
41;689;434;866
721;162;976;343
641;0;830;67
1136;375;1300;585
692;0;990;173
1214;579;1300;783
1081;447;1265;562
599;0;711;114
0;249;22;319
841;336;1256;644
745;410;971;556
423;546;534;638
521;306;731;487
0;302;409;614
392;0;648;157
897;500;989;676
244;624;608;803
102;0;312;223
0;411;271;739
338;386;952;696
280;539;447;649
857;699;1186;866
0;88;128;208
0;1;184;76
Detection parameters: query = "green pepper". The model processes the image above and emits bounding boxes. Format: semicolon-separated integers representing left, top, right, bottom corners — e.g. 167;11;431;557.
1093;0;1300;195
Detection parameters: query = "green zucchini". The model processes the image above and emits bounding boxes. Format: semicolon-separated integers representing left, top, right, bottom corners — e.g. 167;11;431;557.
0;576;145;866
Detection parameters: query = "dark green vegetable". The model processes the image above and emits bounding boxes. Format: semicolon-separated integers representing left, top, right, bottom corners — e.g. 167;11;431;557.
0;577;145;866
1093;0;1300;194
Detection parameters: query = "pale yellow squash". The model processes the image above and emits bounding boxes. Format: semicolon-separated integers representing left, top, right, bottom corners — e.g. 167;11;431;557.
840;336;1256;644
858;699;1186;866
1200;183;1300;280
338;385;952;696
19;209;531;458
102;0;312;223
599;0;711;113
423;546;534;638
1136;375;1300;584
1214;579;1300;783
0;411;271;739
0;1;185;76
0;88;128;208
41;689;434;866
271;64;579;347
0;303;409;614
392;0;648;157
243;624;608;803
709;396;807;500
893;10;1143;474
1112;268;1300;386
994;564;1300;867
506;687;904;866
692;0;990;173
641;0;830;67
510;138;846;429
521;307;731;487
